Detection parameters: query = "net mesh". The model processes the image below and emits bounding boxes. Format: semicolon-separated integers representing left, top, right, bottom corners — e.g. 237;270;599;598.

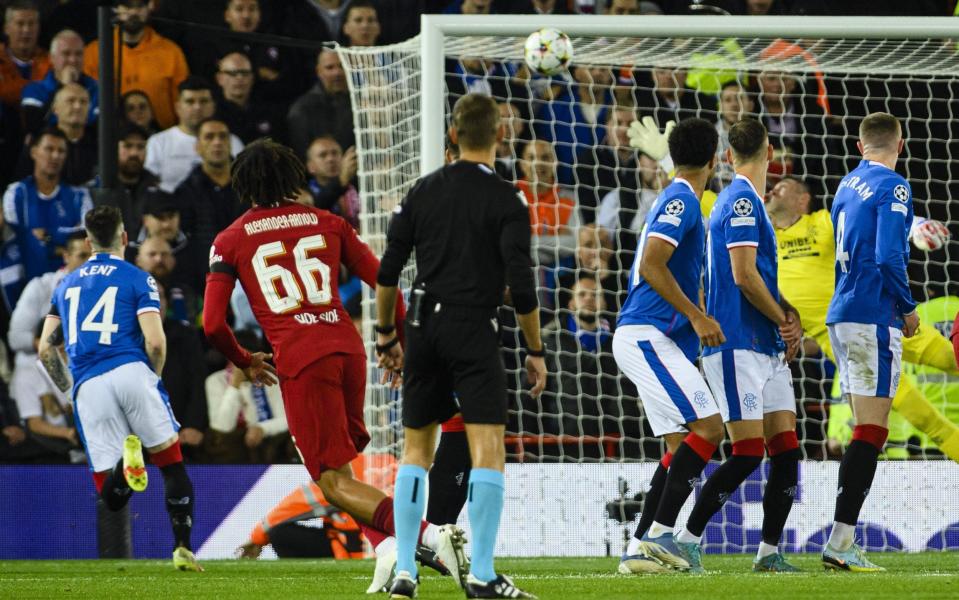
337;31;959;554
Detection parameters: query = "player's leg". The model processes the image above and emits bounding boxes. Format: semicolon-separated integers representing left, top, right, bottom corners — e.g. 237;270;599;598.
121;363;200;571
898;328;959;460
427;414;471;526
677;351;767;571
612;326;723;573
822;323;898;572
755;408;800;572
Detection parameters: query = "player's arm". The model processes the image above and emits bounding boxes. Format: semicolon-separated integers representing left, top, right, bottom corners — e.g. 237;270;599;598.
501;199;546;397
37;314;70;394
777;293;803;361
729;245;787;326
641;238;724;346
340;220;406;339
375;195;417;377
876;184;919;336
138;311;167;375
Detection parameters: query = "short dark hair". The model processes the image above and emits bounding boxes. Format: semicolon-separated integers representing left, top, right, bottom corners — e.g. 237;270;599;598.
30;127;68;149
177;75;213;96
117;120;149;142
196;117;229;136
859;112;901;151
345;0;377;19
667;118;718;169
451;93;499;152
232;139;307;207
728;118;768;163
65;230;88;248
84;206;124;249
720;79;746;94
6;1;39;14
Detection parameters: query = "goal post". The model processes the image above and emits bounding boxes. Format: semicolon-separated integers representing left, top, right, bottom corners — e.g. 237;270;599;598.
337;15;959;556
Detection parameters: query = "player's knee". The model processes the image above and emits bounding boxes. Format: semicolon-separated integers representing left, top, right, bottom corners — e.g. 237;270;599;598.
690;416;725;447
317;469;351;506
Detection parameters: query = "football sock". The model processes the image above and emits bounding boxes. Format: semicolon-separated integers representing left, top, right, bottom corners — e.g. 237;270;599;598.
827;522;857;552
394;464;427;578
650;433;716;530
98;458;133;512
468;468;505;583
427;429;471;525
832;424;887;547
630;452;670;546
160;462;194;551
674;527;701;544
359;523;388;549
761;431;800;547
684;437;764;537
757;541;780;560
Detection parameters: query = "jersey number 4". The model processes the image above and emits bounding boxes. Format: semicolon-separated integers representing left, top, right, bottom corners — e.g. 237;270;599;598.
64;286;120;345
252;235;333;314
836;211;850;273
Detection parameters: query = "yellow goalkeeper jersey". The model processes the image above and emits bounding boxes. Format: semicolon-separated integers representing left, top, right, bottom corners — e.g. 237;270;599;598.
775;209;835;328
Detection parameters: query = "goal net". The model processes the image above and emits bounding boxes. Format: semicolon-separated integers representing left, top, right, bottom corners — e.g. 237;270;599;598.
336;15;959;557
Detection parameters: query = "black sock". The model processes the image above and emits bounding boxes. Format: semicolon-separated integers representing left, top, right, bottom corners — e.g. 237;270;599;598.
651;443;710;529
100;458;133;512
426;430;472;525
834;440;880;525
161;462;194;551
761;448;800;546
685;452;763;537
633;461;668;540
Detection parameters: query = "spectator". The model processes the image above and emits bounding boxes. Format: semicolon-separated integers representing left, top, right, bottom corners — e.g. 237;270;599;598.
214;51;284;144
604;0;640;14
305;136;360;229
0;1;48;107
205;333;290;464
121;89;159;135
109;121;160;237
145;76;243;193
134;235;198;330
715;79;754;186
83;0;189;129
596;151;666;235
16;83;97;185
575;105;639;223
528;0;571;13
631;66;718;126
556;224;625;318
495;100;527;181
517;139;579;266
175;118;244;293
126;188;191;282
3;128;91;285
534;64;614;185
7;232;88;462
20;29;97;134
546;274;639;458
341;0;380;47
286;49;355;161
281;0;352;46
155;281;208;458
444;0;493;13
0;378;44;462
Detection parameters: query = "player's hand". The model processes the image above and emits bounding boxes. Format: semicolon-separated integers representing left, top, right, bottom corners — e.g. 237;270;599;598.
903;310;920;338
779;310;803;346
376;333;404;387
179;427;204;446
2;425;25;446
692;313;725;347
236;541;263;559
243;352;278;387
910;217;951;251
244;425;265;448
627;116;675;161
524;354;547;398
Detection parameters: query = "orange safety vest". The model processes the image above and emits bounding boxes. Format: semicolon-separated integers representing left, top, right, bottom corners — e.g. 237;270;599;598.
516;180;576;236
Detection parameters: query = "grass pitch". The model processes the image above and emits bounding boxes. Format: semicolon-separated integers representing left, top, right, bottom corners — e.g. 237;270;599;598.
1;553;955;599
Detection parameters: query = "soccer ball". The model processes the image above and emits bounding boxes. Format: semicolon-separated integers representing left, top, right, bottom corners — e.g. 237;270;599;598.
524;28;574;76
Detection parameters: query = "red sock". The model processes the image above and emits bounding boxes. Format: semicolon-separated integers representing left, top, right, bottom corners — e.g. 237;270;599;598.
660;451;673;469
92;471;108;493
360;523;388;548
371;497;431;543
149;440;183;467
852;424;888;451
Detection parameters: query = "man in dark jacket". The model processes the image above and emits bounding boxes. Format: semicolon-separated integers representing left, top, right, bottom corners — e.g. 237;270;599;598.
286;49;355;160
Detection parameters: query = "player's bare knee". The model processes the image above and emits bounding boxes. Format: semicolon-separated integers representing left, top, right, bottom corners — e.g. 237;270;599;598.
317;469;350;505
689;415;724;446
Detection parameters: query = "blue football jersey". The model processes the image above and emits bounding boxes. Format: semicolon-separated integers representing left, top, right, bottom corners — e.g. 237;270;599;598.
704;174;784;357
826;160;915;327
618;178;704;361
50;254;161;393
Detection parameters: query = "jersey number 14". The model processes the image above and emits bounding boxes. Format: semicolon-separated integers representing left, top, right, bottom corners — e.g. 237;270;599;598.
64;286;120;345
252;234;333;314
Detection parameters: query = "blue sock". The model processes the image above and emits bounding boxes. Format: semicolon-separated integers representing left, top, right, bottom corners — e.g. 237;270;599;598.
467;468;504;583
394;464;427;577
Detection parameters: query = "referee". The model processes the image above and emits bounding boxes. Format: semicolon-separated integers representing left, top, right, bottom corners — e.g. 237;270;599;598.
375;93;545;600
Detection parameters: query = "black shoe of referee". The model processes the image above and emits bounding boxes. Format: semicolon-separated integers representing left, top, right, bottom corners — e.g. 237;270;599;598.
465;574;537;599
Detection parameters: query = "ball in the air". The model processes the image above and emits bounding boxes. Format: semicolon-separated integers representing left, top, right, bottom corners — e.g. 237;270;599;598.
524;28;573;76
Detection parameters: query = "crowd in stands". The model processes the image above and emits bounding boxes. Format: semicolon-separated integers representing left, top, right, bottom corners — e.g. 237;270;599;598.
0;0;956;466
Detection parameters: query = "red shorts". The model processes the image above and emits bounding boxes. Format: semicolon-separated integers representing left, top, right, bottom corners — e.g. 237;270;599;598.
280;352;370;479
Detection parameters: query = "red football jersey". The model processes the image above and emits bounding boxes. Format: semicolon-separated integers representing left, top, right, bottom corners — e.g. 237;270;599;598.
207;201;376;378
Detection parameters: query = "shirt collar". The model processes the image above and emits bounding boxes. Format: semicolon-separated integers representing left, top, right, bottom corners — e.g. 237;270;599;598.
866;159;895;173
735;173;763;198
672;177;695;195
92;253;123;261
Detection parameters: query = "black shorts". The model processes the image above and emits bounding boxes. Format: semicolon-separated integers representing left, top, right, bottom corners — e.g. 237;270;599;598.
401;304;507;429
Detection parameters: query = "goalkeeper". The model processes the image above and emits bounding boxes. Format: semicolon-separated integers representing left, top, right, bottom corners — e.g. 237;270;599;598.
629;117;959;461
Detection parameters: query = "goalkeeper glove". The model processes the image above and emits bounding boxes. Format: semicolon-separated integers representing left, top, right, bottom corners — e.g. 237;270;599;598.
627;116;675;161
910;216;951;251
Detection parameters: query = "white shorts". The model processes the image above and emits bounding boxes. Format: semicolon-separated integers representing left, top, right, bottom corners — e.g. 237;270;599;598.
702;349;796;422
828;322;903;398
74;361;180;472
613;325;720;436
